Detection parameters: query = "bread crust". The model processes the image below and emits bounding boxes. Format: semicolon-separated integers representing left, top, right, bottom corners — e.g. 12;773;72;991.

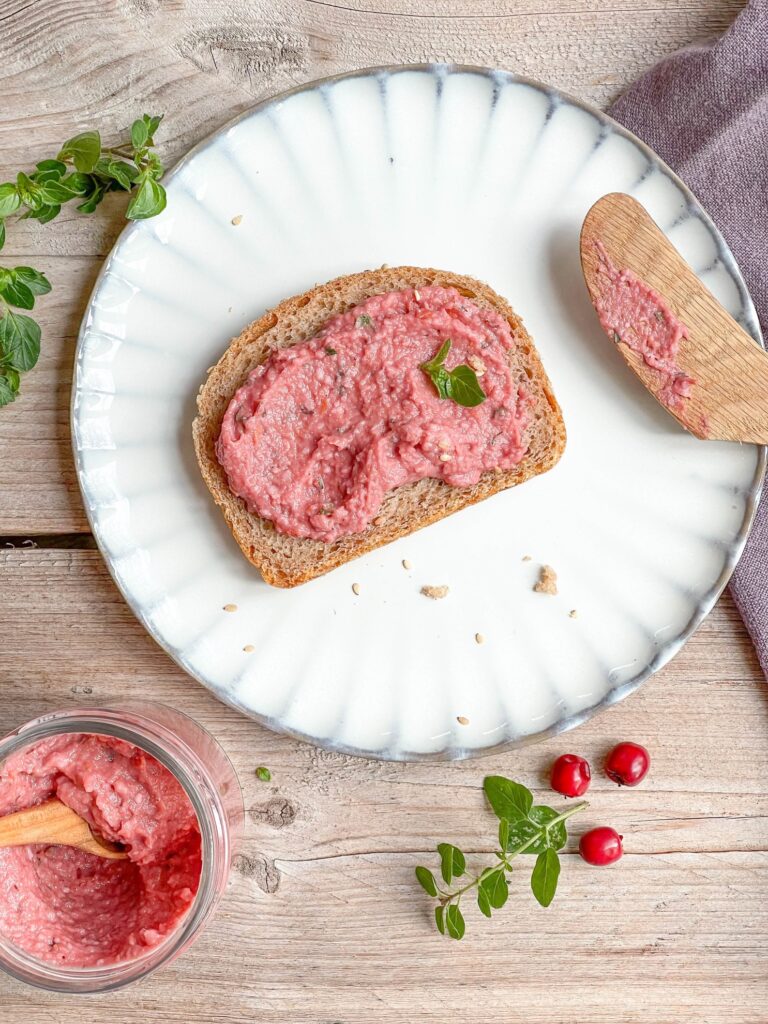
193;266;566;587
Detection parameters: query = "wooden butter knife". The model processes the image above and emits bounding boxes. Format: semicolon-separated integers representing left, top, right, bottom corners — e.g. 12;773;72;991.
580;192;768;443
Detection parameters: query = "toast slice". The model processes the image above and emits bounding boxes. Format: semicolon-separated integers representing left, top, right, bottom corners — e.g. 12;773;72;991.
193;266;566;587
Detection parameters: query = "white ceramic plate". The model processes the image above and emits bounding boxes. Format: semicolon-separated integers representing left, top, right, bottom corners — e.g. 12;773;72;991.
73;66;764;760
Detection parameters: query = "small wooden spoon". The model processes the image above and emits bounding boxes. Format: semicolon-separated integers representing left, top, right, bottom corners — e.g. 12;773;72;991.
580;192;768;443
0;798;129;860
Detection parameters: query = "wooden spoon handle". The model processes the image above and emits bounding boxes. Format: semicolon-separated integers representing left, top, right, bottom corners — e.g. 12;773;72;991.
0;799;128;860
0;799;87;847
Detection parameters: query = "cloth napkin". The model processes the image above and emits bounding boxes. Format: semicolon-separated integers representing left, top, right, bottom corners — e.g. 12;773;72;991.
608;0;768;677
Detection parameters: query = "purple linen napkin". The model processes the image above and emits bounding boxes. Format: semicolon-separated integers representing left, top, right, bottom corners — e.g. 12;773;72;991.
608;0;768;676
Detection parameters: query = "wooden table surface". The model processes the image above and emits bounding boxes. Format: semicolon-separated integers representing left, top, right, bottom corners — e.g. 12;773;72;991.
1;2;766;1022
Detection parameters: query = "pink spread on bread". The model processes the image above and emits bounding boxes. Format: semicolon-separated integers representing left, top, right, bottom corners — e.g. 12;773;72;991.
216;286;531;541
593;241;695;411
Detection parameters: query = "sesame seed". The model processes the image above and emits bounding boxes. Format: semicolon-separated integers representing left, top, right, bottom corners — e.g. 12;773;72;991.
475;632;485;645
352;583;361;595
243;644;255;652
231;214;243;225
437;439;451;450
439;452;452;463
456;716;470;726
414;289;421;301
223;603;238;613
402;559;412;570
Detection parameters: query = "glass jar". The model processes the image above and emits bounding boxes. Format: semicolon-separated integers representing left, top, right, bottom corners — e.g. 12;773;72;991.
0;701;243;993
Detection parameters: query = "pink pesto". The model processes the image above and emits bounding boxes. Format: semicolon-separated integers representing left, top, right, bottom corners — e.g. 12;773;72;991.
216;286;531;541
593;241;695;411
0;734;201;967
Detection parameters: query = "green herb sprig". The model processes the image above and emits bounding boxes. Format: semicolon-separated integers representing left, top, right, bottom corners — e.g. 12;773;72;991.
420;338;486;408
416;775;587;939
0;114;167;406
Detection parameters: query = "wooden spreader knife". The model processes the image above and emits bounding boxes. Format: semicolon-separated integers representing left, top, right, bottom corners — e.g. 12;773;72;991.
580;192;768;444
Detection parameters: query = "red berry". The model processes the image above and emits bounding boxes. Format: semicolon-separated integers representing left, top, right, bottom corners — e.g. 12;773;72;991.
605;742;650;787
550;754;591;797
579;827;623;866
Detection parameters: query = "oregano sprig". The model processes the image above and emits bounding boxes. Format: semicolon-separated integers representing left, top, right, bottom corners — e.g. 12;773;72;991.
415;775;587;939
0;114;167;406
420;338;486;408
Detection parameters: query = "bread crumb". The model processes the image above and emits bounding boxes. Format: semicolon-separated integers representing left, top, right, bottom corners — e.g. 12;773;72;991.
475;632;485;645
243;644;255;652
402;559;412;570
421;585;449;600
534;565;558;595
468;355;486;376
223;603;238;613
522;555;532;562
569;609;578;619
231;214;243;225
456;716;470;726
380;263;389;269
352;583;361;595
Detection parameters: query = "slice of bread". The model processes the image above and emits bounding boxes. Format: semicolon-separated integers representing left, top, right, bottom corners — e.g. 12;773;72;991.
193;266;566;587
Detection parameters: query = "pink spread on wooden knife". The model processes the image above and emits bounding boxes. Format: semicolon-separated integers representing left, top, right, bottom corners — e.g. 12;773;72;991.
216;286;531;541
0;734;201;967
592;241;695;412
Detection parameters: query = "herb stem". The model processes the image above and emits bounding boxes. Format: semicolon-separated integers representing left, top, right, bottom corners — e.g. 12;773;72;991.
103;145;134;159
441;864;499;903
440;801;588;905
506;800;589;862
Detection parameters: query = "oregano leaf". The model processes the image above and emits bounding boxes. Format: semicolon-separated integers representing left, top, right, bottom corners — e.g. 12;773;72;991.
57;130;101;173
0;275;35;310
437;843;465;886
434;905;446;935
498;818;510;850
126;176;166;220
0;183;21;218
131;118;149;150
420;338;486;407
480;869;509;909
531;848;560;908
0;310;41;371
444;363;485;407
445;904;465;940
415;866;438;898
12;267;51;297
484;776;533;821
0;372;17;406
27;203;61;224
528;806;568;852
477;886;492;918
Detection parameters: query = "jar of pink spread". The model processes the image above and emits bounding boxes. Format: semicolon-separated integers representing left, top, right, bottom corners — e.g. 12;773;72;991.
0;702;243;993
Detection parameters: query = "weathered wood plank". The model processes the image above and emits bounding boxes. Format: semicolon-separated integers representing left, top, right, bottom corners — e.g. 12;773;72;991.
0;0;747;532
0;549;766;1020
